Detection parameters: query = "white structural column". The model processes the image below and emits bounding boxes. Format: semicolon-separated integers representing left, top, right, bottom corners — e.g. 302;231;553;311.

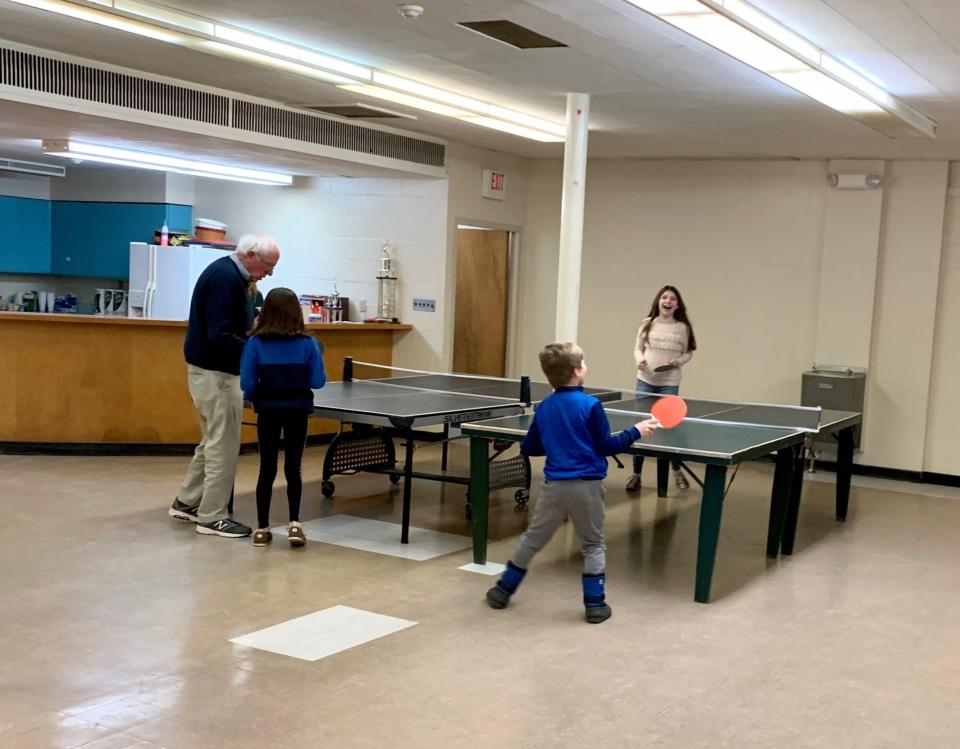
555;93;590;341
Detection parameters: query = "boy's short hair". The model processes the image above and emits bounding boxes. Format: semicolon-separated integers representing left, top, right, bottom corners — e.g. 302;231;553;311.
539;342;583;388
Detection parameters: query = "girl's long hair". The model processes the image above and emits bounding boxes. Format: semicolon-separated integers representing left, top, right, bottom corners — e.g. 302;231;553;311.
251;287;305;337
638;285;697;351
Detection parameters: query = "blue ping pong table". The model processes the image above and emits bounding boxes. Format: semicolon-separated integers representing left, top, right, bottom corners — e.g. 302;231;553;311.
462;394;861;604
310;358;621;544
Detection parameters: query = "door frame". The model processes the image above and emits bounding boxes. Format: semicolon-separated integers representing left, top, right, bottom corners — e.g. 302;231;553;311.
451;219;522;378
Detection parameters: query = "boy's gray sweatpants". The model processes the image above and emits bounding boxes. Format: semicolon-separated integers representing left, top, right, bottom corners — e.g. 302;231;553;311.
512;479;606;575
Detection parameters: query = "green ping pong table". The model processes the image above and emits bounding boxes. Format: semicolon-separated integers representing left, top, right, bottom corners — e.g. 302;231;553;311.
462;393;861;603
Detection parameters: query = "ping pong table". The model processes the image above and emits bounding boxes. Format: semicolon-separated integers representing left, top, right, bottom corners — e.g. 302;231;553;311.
461;394;861;604
311;358;620;544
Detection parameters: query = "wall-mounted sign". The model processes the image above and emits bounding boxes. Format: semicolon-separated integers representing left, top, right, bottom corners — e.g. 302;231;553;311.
482;169;506;200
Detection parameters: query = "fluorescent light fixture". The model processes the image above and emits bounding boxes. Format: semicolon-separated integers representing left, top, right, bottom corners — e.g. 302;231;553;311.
456;117;564;142
299;50;371;81
819;56;892;108
488;106;567;138
6;0;189;42
771;70;882;114
11;0;567;142
338;84;474;118
42;140;293;185
721;0;819;62
198;42;355;85
623;0;936;138
668;12;805;73
214;25;302;60
113;0;214;35
372;71;490;114
626;0;707;13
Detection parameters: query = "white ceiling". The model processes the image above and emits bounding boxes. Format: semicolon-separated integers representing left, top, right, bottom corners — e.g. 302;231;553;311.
1;0;960;172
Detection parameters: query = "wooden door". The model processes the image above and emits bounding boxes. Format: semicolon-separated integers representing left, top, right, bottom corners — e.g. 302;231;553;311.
452;228;510;376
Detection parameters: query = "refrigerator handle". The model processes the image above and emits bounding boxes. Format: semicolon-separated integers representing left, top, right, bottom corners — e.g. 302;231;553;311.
145;244;157;318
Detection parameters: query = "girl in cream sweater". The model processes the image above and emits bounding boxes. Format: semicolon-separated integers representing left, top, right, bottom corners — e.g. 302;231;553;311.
627;285;697;493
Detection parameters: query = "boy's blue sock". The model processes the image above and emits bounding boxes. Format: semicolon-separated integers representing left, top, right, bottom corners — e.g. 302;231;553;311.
582;572;612;623
497;561;527;595
486;561;526;609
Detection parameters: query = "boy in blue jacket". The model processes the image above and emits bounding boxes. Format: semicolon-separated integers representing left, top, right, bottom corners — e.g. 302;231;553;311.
486;342;659;623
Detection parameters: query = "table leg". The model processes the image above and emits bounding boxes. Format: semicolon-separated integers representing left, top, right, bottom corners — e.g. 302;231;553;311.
657;457;669;498
441;423;449;471
400;433;414;544
766;446;795;558
695;464;728;604
780;444;806;556
469;435;490;565
836;427;854;521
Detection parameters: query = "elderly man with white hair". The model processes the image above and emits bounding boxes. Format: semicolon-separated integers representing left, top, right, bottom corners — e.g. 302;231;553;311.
169;234;280;538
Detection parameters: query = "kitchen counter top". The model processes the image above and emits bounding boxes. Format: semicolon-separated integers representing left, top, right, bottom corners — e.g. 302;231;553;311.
0;313;412;447
0;312;412;331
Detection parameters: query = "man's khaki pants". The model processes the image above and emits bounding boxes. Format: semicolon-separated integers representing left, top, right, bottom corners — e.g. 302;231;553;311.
177;365;243;524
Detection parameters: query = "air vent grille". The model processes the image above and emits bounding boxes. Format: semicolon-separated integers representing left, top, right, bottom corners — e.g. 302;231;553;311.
0;44;445;169
0;157;66;177
232;101;445;167
0;47;230;125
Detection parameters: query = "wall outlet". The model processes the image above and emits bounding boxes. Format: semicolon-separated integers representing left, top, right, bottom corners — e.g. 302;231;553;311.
412;298;436;312
357;298;366;313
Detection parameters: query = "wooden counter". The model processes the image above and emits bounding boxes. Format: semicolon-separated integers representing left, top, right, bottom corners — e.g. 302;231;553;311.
0;312;412;447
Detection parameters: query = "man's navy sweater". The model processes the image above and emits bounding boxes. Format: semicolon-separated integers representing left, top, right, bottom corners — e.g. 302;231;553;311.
240;334;326;413
183;256;252;375
521;386;641;481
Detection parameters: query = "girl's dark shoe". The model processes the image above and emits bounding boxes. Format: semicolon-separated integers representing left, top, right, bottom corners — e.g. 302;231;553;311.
253;528;273;547
288;522;306;547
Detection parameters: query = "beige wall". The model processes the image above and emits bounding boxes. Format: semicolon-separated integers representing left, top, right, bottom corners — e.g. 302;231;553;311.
926;182;960;475
863;162;948;469
517;157;959;476
522;160;827;403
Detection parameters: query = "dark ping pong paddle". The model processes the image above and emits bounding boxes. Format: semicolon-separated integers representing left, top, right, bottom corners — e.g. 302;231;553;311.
653;363;676;372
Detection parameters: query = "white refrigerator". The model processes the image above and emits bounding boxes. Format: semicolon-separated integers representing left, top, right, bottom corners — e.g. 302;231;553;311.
127;242;233;320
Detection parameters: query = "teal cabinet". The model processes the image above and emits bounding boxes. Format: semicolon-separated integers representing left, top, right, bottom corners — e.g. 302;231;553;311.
0;196;52;273
51;203;192;279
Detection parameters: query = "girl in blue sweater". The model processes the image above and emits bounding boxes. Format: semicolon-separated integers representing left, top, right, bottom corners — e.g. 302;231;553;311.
240;288;326;547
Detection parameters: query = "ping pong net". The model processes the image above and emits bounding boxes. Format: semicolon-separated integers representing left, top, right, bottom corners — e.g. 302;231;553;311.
603;393;822;432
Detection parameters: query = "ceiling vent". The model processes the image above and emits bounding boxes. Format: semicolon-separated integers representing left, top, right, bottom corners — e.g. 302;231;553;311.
457;20;566;49
304;104;414;120
0;44;445;169
0;157;66;177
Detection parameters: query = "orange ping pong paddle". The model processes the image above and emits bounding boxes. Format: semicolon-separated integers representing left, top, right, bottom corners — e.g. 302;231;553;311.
651;395;687;429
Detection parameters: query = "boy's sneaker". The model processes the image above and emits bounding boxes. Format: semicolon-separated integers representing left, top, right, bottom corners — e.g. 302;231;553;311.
585;604;613;624
168;499;199;523
196;518;252;538
288;522;306;548
486;586;511;609
675;471;690;491
625;474;641;492
252;529;272;547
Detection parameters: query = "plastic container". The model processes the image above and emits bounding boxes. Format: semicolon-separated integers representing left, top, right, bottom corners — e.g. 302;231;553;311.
194;218;228;242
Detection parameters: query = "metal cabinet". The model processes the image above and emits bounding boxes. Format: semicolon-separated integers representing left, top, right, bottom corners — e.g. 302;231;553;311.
801;366;865;448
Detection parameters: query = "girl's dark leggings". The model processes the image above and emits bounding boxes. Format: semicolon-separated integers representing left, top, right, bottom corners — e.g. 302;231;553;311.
255;409;309;529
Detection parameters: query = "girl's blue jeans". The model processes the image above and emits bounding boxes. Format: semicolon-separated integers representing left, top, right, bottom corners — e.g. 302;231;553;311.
633;379;680;474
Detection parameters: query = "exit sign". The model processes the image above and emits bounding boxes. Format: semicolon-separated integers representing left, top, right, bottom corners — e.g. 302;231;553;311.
482;169;506;200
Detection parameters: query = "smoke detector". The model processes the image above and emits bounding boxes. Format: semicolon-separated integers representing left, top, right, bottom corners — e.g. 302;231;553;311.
397;4;424;19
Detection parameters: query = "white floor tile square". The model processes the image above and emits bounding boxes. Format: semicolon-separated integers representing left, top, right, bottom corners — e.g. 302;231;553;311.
274;515;472;560
230;605;416;661
458;562;506;576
